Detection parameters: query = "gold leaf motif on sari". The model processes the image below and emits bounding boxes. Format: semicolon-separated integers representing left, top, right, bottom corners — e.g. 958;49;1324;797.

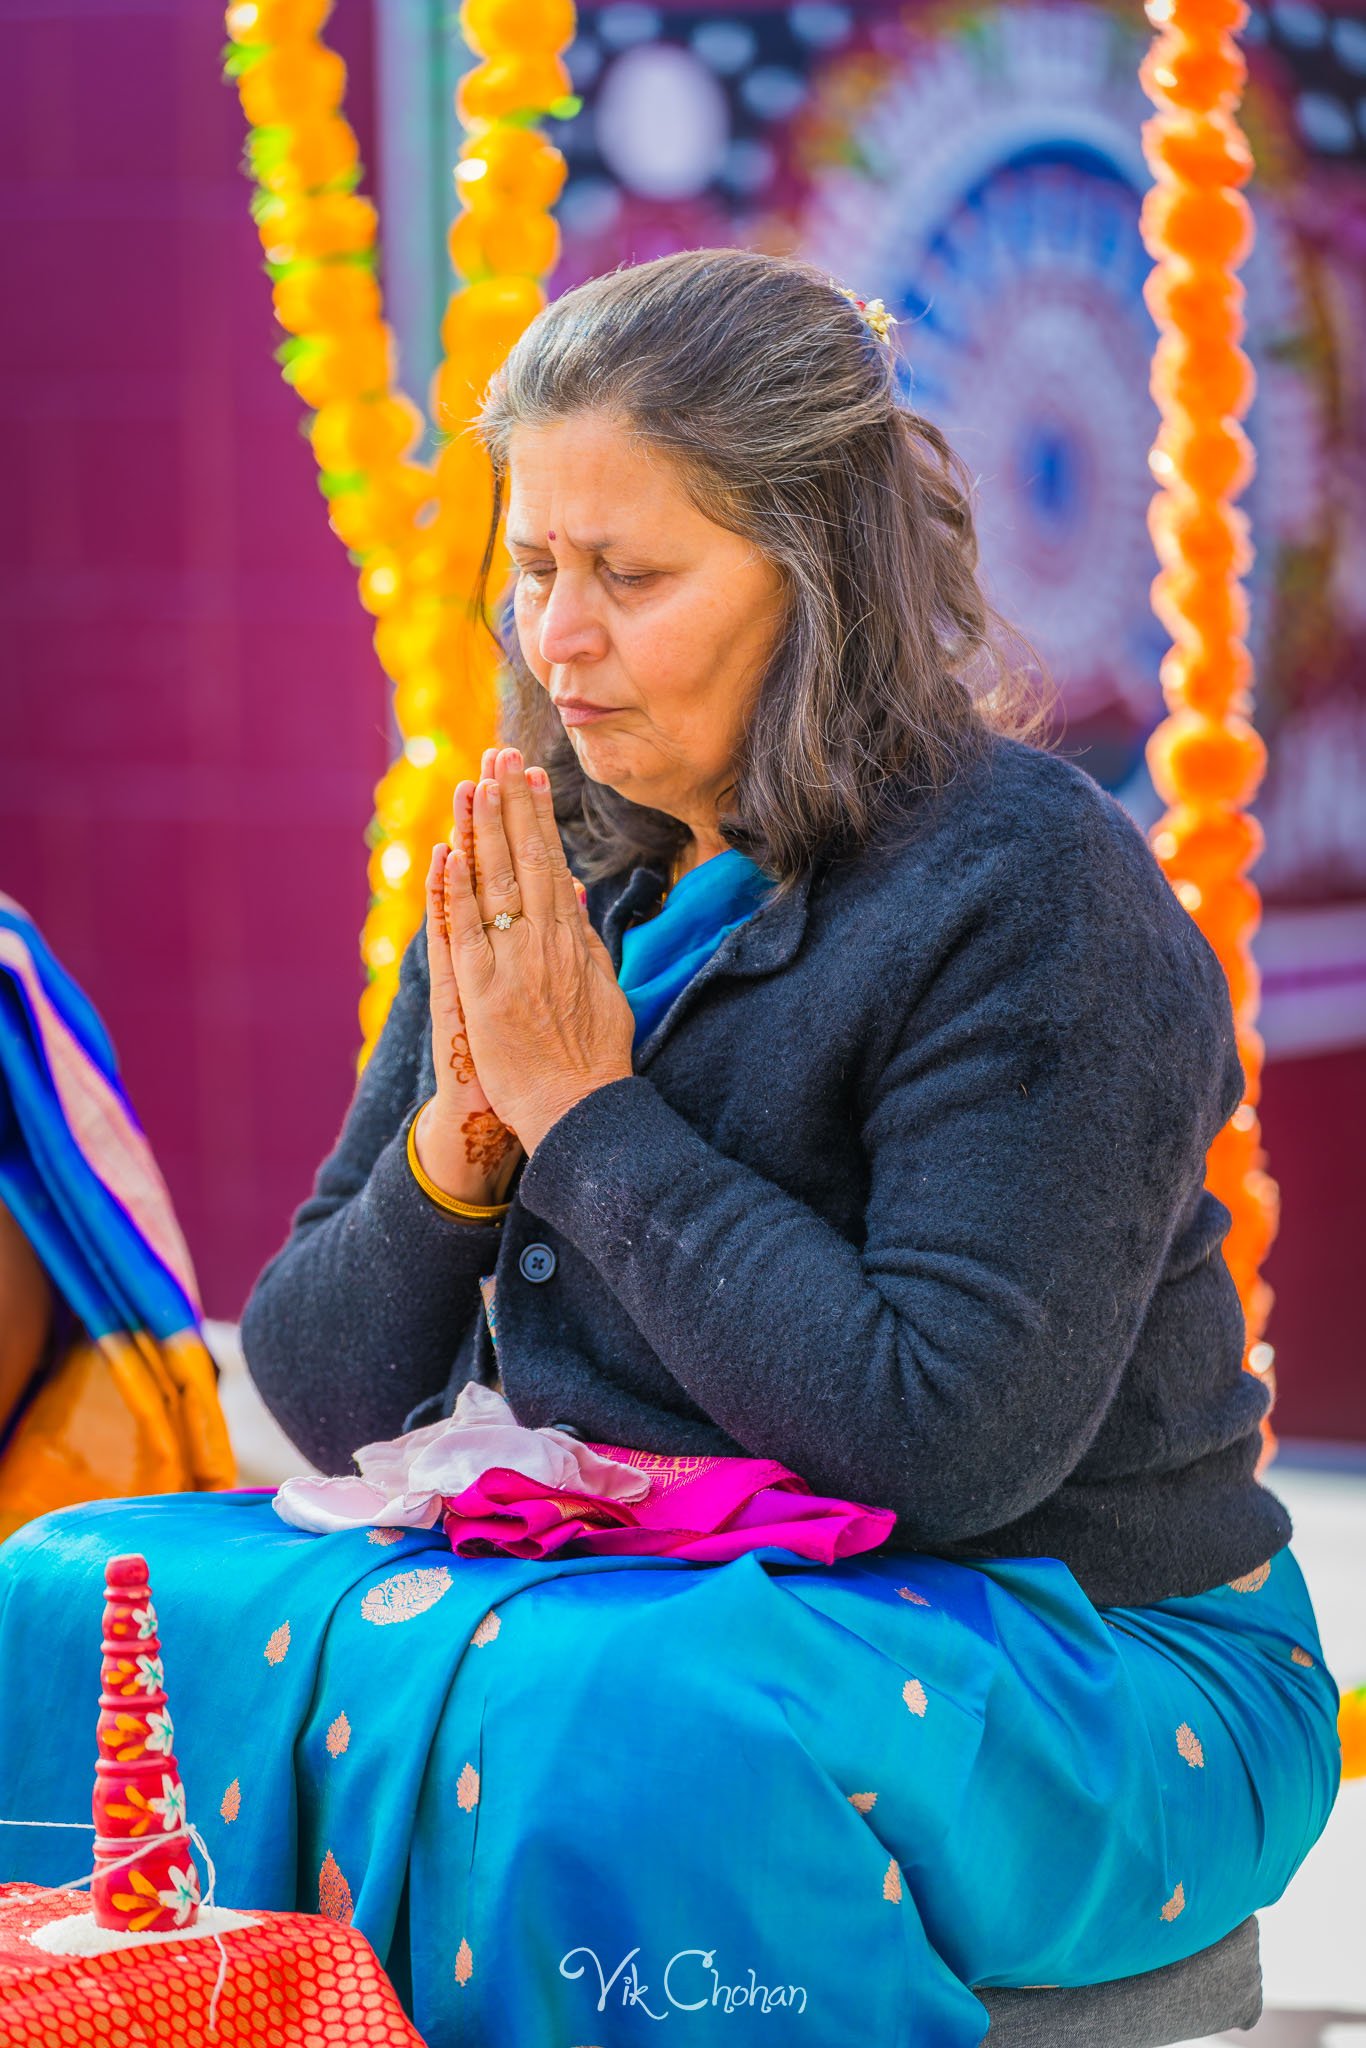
1228;1560;1271;1593
902;1677;928;1717
896;1587;931;1606
1291;1645;1314;1667
326;1712;351;1757
264;1622;291;1665
883;1857;903;1903
455;1937;474;1985
319;1849;353;1924
457;1762;480;1811
849;1791;878;1813
360;1566;453;1626
1175;1723;1205;1768
367;1527;405;1547
219;1779;241;1823
1160;1881;1186;1921
471;1610;501;1647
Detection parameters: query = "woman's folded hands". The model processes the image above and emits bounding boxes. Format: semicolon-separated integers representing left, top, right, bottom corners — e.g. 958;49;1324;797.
418;745;637;1204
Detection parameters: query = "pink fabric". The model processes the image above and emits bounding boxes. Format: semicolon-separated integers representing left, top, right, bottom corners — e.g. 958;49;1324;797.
441;1446;896;1563
273;1383;896;1565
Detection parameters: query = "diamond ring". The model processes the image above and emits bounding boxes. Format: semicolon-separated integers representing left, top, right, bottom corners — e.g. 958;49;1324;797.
480;910;523;932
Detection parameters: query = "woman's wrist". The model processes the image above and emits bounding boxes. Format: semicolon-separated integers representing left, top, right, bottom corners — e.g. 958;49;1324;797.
408;1099;516;1220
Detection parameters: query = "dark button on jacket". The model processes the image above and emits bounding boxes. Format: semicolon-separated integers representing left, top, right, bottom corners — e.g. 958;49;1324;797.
240;733;1292;1608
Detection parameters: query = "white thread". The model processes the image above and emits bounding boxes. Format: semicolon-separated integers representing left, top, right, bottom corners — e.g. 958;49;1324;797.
189;1821;230;2034
47;1822;194;1892
0;1814;230;2036
0;1826;94;1843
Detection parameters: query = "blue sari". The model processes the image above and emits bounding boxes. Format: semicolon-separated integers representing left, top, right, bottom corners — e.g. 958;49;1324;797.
0;865;1342;2047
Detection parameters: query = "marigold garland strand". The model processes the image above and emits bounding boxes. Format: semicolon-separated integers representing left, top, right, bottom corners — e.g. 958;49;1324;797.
1139;0;1279;1432
223;0;574;1061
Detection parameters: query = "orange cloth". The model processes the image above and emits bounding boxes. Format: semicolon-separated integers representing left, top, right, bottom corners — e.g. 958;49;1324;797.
0;1884;424;2047
0;1332;234;1547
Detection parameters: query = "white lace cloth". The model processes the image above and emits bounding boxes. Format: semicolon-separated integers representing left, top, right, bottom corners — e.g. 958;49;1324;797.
272;1381;652;1534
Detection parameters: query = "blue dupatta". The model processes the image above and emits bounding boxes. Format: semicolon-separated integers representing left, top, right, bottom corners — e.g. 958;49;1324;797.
617;848;776;1050
0;896;233;1527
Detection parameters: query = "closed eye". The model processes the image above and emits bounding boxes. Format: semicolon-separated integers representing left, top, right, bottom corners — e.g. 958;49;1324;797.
513;563;653;590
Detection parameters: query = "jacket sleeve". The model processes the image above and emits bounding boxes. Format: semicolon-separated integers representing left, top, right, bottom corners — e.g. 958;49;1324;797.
516;818;1246;1542
239;925;503;1472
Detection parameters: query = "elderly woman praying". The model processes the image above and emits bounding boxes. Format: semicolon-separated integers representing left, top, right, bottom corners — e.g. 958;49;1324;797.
0;249;1338;2048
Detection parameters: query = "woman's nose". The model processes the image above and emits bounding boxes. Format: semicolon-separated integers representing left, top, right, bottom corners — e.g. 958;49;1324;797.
537;575;607;667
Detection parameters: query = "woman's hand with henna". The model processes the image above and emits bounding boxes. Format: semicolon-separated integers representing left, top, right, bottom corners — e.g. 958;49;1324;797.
441;746;637;1155
418;746;526;1207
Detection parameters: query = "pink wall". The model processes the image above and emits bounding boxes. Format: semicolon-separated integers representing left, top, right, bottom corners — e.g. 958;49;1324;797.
0;0;388;1318
1260;1045;1366;1445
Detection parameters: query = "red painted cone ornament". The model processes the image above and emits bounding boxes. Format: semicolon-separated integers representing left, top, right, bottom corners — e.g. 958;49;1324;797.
92;1553;201;1933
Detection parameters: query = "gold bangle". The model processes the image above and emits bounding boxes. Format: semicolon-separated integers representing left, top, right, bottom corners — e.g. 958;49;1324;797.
406;1102;511;1222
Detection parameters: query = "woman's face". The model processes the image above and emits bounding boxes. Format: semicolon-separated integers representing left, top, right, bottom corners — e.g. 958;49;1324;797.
504;413;787;834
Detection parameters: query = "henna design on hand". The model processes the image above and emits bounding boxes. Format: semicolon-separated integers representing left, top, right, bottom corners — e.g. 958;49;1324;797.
449;1032;477;1085
457;802;480;895
434;772;528;1172
447;983;477;1084
462;1107;516;1174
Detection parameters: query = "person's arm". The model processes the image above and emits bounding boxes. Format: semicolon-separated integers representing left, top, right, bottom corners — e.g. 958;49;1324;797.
240;926;505;1472
518;806;1249;1540
0;1195;52;1435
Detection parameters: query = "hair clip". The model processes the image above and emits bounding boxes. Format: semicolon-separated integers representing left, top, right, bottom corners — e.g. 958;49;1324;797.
831;281;899;345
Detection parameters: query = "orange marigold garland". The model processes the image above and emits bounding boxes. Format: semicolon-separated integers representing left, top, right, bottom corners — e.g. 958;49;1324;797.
1139;0;1279;1431
1340;1683;1366;1782
358;0;574;1060
224;0;574;1060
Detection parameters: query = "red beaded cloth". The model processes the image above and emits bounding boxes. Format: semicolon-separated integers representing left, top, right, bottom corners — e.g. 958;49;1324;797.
0;1884;424;2046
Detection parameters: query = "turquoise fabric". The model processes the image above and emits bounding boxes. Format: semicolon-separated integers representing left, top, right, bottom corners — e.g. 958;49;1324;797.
0;1496;1340;2047
617;848;776;1049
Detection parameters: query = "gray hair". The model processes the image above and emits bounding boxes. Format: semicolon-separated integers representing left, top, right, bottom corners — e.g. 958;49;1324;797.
470;245;1053;894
